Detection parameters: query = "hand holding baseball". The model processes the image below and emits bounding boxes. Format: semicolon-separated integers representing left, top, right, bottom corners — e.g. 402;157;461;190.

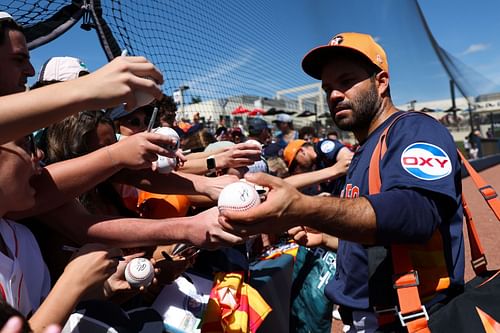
152;127;182;174
65;243;123;290
104;253;158;295
107;131;180;170
218;173;305;237
218;180;261;212
125;257;155;289
178;207;245;249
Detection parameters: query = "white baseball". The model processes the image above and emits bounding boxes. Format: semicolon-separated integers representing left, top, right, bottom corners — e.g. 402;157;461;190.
156;155;177;174
153;126;180;152
245;139;262;148
125;257;154;289
218;181;261;212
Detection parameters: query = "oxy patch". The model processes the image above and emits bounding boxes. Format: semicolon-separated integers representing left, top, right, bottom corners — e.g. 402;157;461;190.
400;142;452;180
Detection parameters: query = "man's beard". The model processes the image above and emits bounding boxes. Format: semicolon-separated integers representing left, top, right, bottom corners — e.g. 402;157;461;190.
332;81;381;132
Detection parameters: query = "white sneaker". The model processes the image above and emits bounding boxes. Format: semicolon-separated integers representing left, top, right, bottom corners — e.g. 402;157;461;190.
332;306;342;321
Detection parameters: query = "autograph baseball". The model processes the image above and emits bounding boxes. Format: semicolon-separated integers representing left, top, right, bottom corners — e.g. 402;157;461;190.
125;257;154;289
153;127;180;152
218;181;261;212
153;127;180;174
156;155;177;174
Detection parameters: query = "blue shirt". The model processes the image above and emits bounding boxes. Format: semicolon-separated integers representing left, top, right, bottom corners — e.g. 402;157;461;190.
325;111;464;310
300;139;346;196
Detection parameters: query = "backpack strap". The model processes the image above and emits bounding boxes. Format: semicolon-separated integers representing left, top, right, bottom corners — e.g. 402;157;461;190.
368;111;430;332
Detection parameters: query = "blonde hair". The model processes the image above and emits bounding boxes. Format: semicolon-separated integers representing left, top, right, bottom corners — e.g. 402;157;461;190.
267;156;289;178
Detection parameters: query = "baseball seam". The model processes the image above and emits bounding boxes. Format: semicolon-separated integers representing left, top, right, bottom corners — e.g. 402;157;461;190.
218;197;259;211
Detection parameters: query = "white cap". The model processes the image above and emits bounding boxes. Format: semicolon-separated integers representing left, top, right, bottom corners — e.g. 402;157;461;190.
273;113;293;123
0;12;15;23
37;56;89;82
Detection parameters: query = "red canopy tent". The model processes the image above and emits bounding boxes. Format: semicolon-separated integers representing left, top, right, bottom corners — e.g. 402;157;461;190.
231;105;250;115
248;108;266;116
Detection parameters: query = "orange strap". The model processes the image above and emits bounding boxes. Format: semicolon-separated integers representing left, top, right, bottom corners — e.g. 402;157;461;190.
462;192;487;275
458;150;500;220
368;112;430;333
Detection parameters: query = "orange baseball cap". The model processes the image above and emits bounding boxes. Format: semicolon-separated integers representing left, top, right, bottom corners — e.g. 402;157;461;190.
283;139;306;167
302;32;388;80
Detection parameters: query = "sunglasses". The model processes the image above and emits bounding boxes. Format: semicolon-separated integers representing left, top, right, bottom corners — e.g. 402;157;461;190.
124;115;152;128
22;134;36;158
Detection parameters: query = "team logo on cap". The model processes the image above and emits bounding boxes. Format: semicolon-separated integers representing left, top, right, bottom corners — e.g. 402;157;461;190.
400;142;452;180
330;35;344;46
320;140;335;154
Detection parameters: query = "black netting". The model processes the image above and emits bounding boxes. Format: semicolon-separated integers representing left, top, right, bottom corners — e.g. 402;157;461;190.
2;0;72;25
2;0;499;120
94;0;306;105
1;0;84;49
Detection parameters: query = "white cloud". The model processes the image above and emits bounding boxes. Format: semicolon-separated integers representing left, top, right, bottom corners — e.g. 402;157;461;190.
462;43;491;55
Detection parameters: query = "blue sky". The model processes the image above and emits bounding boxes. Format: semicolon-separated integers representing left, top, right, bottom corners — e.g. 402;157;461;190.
26;0;500;106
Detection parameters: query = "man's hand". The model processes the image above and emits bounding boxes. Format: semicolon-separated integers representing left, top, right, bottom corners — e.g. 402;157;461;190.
335;147;353;175
287;226;323;247
219;173;305;237
182;207;245;249
107;132;180;170
202;174;239;201
65;244;123;290
74;56;164;111
214;142;262;169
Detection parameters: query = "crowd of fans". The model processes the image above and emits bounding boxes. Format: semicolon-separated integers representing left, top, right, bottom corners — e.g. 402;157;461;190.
0;11;355;333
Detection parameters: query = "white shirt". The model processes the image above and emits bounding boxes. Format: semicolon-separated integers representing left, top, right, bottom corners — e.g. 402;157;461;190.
0;218;51;316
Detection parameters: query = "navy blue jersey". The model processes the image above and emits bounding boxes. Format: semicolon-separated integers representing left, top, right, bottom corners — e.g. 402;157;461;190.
315;139;347;195
314;139;344;169
298;139;346;196
325;112;464;310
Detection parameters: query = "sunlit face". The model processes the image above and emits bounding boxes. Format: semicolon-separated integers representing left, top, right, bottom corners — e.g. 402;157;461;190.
0;29;35;96
0;137;41;214
294;146;317;171
86;122;117;151
321;57;381;132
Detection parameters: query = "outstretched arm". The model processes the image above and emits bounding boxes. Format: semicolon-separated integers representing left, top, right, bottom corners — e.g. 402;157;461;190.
7;132;177;219
178;142;262;175
36;199;244;249
219;173;378;244
114;169;238;202
0;56;163;144
284;146;352;189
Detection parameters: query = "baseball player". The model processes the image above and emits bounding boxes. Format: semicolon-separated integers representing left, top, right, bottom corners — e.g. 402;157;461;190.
220;32;463;332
